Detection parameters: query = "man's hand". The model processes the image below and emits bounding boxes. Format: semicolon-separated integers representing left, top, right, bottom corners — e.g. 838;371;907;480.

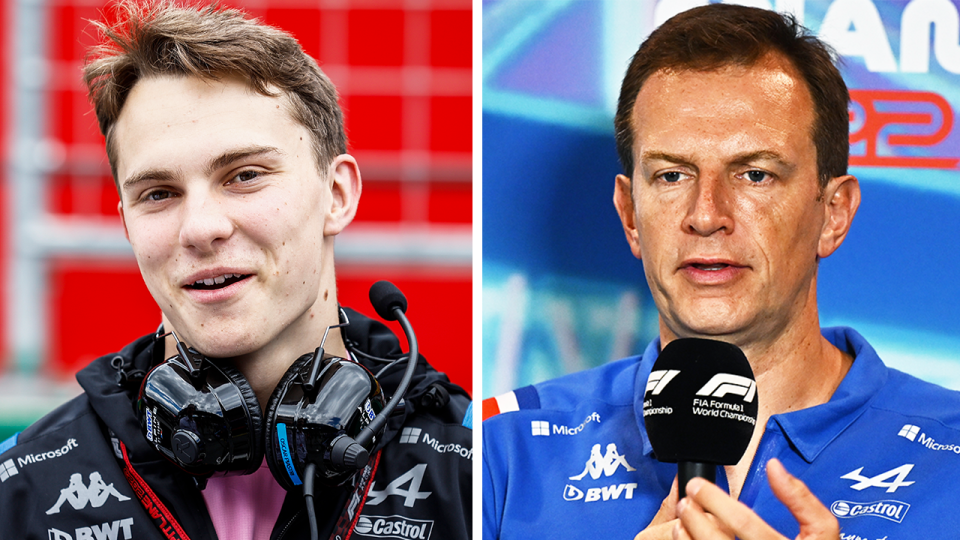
674;459;839;540
634;477;680;540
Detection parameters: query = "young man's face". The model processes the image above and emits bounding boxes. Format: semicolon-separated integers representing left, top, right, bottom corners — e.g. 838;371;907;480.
113;75;355;358
614;53;856;347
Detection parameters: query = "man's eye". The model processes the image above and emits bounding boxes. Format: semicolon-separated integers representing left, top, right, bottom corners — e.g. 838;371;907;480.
234;170;260;183
145;190;172;202
745;170;769;183
661;171;683;183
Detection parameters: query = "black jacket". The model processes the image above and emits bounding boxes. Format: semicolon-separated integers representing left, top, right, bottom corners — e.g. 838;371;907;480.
0;308;472;540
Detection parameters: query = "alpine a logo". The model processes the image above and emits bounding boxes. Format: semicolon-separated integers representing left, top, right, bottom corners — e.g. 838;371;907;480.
354;515;434;540
841;464;915;493
564;443;638;503
48;518;134;540
898;424;960;454
696;374;756;402
367;464;432;508
830;499;910;523
530;412;601;437
46;472;131;514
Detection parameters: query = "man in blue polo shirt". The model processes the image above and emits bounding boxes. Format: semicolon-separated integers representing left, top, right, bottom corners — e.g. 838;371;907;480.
483;4;960;540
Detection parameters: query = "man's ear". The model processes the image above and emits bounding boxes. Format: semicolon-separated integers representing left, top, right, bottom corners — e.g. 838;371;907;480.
117;200;130;241
614;173;643;260
817;174;860;259
324;154;362;236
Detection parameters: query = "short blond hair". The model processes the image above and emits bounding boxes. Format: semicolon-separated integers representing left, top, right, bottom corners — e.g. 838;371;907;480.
83;1;346;184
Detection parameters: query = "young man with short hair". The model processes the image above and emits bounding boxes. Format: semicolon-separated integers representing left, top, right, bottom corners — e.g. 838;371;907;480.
0;3;471;539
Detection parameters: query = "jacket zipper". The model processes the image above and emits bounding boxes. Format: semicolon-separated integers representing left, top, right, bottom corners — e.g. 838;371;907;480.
275;509;302;540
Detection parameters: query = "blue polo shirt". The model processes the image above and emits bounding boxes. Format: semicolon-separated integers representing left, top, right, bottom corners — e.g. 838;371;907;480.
483;327;960;539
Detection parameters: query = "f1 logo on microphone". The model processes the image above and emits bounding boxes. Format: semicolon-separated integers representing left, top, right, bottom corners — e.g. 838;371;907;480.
646;370;680;395
696;374;757;403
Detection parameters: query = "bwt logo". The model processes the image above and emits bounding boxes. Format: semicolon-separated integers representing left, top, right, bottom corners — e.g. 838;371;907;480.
696;374;756;403
48;518;134;540
850;90;958;169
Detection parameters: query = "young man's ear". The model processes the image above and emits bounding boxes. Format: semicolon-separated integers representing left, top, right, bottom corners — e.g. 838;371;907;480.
614;173;643;260
324;154;362;236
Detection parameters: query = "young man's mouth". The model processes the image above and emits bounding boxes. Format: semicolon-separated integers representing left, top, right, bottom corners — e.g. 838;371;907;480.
186;273;252;290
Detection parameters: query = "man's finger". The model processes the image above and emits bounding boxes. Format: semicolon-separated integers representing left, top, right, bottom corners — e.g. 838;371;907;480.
766;459;839;538
683;478;780;539
675;493;737;540
635;477;681;540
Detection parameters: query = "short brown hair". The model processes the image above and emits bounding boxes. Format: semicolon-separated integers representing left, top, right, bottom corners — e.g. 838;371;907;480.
614;4;848;190
83;1;346;185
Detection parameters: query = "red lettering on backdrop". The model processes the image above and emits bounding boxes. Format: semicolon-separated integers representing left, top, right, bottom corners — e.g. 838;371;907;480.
849;89;959;168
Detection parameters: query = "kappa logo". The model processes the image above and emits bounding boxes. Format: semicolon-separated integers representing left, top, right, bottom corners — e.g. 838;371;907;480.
46;472;131;514
0;459;17;482
563;443;638;503
646;370;680;395
842;464;915;493
367;464;432;508
569;443;636;480
696;374;756;402
354;515;434;540
48;518;134;540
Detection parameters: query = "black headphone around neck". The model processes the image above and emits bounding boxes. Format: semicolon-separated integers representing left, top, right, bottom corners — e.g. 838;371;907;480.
136;281;418;491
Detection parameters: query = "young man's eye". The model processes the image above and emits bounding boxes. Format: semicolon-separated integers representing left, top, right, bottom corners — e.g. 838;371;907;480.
144;189;173;202
234;170;260;183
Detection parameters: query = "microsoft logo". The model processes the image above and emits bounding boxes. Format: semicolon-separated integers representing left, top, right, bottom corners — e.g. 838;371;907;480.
531;421;549;437
898;424;920;442
0;459;17;482
400;427;422;444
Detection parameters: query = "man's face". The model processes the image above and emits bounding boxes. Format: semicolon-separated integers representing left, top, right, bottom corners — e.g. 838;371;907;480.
614;53;854;346
114;75;351;358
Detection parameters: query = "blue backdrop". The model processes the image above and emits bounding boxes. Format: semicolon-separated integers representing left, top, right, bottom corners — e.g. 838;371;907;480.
482;0;960;397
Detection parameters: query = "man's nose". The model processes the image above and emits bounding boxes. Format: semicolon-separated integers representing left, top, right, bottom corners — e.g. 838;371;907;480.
682;173;734;237
178;190;234;252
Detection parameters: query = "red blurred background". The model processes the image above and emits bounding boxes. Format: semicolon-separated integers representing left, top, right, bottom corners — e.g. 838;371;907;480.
0;0;472;432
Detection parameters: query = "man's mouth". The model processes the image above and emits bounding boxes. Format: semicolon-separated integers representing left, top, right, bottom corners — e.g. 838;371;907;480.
690;263;731;271
186;273;250;290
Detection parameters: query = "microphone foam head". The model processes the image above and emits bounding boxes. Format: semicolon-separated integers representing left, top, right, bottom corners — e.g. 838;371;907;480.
369;280;407;321
643;338;758;465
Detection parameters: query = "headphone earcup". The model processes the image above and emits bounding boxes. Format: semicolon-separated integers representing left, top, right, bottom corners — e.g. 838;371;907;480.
264;353;385;490
138;353;265;476
263;353;314;491
214;361;266;475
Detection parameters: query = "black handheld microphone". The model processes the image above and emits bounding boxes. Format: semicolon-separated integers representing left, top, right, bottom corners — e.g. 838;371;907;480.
642;338;758;497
